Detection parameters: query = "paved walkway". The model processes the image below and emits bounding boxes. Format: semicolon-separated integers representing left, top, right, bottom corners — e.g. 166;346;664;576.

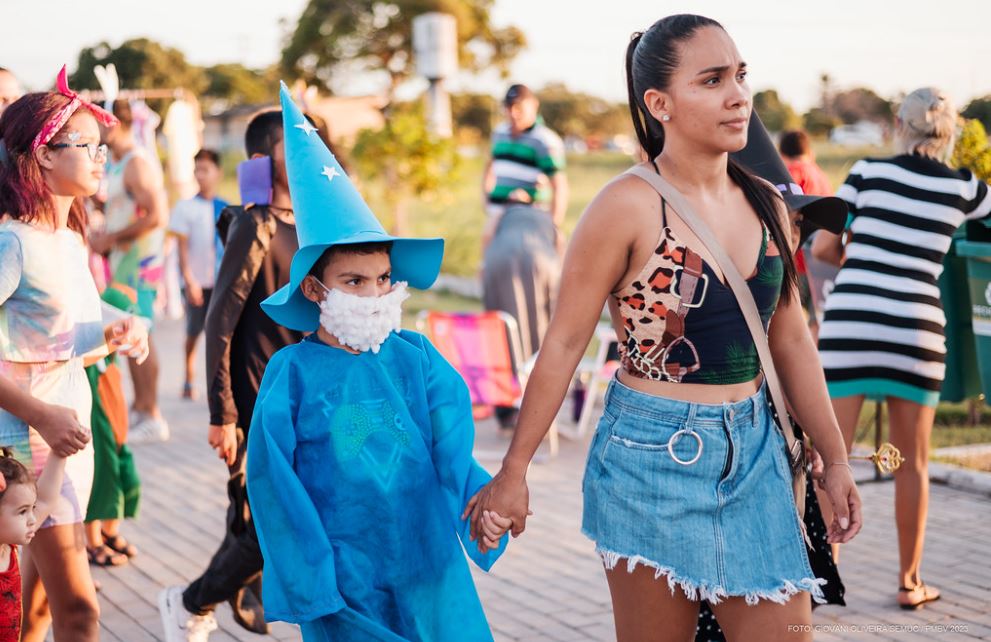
89;318;990;641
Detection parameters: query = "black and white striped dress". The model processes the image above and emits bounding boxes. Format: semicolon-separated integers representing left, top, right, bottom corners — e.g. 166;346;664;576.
818;154;991;406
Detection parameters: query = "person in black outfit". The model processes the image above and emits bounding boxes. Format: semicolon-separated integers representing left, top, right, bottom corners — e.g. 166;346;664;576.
158;110;319;639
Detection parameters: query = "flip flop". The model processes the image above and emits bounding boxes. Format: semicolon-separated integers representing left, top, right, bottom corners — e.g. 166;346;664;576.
898;584;941;610
102;531;138;558
87;545;128;567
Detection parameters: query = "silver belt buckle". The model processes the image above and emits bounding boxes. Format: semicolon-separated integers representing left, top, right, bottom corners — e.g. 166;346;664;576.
670;266;710;309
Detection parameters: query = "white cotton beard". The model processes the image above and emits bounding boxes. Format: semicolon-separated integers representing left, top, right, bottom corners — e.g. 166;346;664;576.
318;282;409;354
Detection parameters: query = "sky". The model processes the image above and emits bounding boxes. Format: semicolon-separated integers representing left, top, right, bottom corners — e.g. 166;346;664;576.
3;0;990;112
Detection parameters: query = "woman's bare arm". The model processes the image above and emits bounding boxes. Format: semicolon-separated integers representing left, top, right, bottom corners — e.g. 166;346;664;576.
464;174;650;542
0;377;88;457
769;290;847;466
769;198;848;465
769;201;862;542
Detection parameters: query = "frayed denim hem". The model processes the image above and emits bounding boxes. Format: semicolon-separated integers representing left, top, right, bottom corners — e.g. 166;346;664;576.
593;544;828;606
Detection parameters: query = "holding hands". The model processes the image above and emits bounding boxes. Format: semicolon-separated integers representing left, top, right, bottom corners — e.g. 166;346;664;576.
463;465;533;553
33;403;90;457
477;511;513;551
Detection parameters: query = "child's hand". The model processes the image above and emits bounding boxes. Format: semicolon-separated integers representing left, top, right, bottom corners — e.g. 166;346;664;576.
478;510;512;552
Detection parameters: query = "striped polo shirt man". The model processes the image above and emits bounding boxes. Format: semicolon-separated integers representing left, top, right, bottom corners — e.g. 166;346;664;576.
486;85;565;216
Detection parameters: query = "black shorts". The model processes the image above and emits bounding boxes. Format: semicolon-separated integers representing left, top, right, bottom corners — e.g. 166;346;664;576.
184;288;213;338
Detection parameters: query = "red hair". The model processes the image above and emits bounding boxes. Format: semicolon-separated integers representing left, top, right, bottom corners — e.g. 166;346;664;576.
0;93;89;235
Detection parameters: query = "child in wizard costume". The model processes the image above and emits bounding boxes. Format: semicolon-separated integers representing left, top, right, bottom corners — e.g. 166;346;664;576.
245;84;512;642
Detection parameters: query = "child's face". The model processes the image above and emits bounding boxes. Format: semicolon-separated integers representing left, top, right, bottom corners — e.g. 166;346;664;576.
41;111;105;198
193;159;221;194
304;250;392;301
0;483;39;546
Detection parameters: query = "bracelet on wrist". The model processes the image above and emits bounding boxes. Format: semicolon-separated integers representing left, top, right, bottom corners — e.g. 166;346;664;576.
825;461;853;478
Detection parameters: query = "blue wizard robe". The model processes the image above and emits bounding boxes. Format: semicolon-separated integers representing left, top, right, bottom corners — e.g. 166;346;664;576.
246;330;507;642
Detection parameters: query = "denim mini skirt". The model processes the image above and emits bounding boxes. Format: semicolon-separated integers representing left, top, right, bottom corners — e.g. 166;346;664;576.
581;376;826;606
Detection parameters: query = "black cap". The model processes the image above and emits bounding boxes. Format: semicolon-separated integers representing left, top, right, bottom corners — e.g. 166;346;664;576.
504;84;534;107
730;112;848;244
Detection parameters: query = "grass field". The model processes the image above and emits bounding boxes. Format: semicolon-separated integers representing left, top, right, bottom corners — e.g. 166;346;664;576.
851;400;991;449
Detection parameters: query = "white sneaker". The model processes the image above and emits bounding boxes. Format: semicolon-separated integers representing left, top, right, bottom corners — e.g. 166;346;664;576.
159;585;217;642
129;414;170;443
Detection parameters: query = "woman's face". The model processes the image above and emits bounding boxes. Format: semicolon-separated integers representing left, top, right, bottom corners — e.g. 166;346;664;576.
645;26;751;154
37;110;106;198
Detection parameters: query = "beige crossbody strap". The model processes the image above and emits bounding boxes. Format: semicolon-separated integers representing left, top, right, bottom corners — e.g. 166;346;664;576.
627;165;808;523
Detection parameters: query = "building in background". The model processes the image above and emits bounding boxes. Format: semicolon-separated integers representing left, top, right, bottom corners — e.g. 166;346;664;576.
203;95;387;154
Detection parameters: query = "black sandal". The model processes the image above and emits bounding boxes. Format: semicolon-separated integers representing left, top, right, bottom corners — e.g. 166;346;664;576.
898;583;941;610
101;531;138;558
87;545;128;567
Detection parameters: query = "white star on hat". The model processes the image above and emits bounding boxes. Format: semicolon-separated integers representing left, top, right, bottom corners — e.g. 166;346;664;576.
295;120;318;136
322;166;341;182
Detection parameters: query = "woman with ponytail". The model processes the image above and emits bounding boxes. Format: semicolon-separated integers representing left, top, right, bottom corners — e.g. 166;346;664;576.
0;67;149;641
465;15;861;640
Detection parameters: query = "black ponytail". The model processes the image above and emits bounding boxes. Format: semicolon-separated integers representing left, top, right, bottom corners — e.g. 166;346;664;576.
626;14;798;303
626;33;663;161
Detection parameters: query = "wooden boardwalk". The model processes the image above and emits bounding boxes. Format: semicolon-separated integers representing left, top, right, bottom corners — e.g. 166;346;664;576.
87;318;991;641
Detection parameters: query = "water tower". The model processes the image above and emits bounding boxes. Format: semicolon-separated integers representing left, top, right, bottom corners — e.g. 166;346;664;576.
412;12;457;137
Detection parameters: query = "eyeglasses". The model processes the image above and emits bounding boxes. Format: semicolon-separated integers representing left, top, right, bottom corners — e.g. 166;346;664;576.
47;142;108;162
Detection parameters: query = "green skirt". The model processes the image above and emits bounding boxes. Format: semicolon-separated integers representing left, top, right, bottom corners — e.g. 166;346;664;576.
85;358;140;521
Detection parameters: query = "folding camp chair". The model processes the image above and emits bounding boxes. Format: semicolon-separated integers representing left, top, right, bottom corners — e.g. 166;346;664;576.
557;322;621;440
417;310;558;458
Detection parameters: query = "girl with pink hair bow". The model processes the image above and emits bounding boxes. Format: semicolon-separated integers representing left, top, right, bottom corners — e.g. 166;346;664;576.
0;65;149;641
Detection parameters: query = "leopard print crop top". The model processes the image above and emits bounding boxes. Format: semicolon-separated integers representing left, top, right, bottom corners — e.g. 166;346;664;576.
612;196;783;385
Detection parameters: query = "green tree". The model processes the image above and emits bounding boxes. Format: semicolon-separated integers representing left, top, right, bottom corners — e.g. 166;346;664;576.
351;103;461;234
830;87;893;125
535;83;628;139
71;38;207;95
962;96;991;133
451;92;497;141
281;0;526;101
203;64;275;107
952;119;991;182
753;89;800;132
802;107;840;137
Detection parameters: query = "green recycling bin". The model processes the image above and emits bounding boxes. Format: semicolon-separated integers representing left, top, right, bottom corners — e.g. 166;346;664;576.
938;239;982;402
956;238;991;401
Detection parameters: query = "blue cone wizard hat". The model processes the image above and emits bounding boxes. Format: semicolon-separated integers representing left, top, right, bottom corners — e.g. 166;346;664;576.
261;83;444;332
